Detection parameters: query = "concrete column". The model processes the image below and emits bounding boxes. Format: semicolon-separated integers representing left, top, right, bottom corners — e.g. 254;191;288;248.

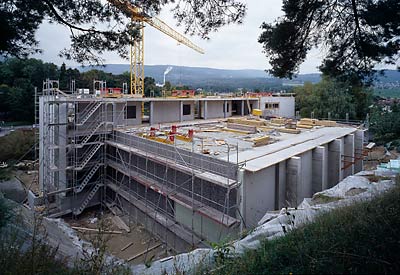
241;100;245;116
344;134;355;178
277;161;287;209
328;139;342;187
223;100;227;118
300;151;312;200
149;101;154;125
203;101;208;120
312;145;328;193
354;129;365;173
286;156;301;207
179;101;183;122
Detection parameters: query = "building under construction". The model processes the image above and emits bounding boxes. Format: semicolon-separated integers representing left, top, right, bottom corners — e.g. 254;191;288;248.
33;80;365;253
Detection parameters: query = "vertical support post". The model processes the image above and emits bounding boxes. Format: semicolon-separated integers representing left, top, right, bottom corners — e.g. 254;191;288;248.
203;101;208;120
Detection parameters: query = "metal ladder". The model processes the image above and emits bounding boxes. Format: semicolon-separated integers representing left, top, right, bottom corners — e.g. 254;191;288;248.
77;102;102;125
73;183;101;215
74;163;102;193
76;143;103;170
79;121;105;146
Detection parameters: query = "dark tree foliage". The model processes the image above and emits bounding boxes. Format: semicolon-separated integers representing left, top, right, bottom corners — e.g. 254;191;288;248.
258;0;400;81
0;0;246;64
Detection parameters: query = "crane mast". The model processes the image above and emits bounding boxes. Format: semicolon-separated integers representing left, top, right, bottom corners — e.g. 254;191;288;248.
108;0;204;95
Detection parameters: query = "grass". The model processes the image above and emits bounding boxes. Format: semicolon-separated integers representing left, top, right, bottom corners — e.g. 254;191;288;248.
210;177;400;275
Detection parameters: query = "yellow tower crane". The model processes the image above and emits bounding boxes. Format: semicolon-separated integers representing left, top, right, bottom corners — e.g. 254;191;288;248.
108;0;205;96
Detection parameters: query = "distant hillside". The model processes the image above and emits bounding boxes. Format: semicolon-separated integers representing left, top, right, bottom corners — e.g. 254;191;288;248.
77;64;399;92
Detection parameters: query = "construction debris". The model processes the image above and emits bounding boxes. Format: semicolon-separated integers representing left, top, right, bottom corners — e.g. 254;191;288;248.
121;242;134;251
71;226;123;234
112;216;131;233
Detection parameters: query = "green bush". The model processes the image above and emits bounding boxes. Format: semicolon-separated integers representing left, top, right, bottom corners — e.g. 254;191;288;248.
0;129;35;162
212;182;400;275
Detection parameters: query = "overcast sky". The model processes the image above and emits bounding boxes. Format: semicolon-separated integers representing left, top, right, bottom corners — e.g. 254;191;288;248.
33;0;326;73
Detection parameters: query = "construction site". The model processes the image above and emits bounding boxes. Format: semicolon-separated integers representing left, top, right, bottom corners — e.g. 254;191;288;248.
29;79;366;260
20;0;366;265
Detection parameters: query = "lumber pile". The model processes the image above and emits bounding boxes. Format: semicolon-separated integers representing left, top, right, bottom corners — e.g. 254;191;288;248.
227;117;266;127
270;118;286;125
316;120;337;127
227;123;257;134
252;135;270;147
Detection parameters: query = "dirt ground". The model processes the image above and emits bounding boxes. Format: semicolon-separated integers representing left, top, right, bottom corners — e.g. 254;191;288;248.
65;210;172;265
363;146;399;171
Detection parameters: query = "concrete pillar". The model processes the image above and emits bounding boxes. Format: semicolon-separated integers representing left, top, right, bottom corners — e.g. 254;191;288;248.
223;100;227;118
203;101;208;120
312;145;328;193
328;139;342;187
277;161;287;209
179;101;183;122
343;134;355;178
354;129;365;173
286;156;301;207
300;151;312;200
241;100;245;116
149;101;154;125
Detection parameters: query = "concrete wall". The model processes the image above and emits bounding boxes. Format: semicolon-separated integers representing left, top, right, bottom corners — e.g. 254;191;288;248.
328;139;342;188
175;203;238;243
243;166;276;227
180;101;195;122
202;100;232;119
260;96;295;118
113;101;142;126
150;101;195;124
151;101;180;124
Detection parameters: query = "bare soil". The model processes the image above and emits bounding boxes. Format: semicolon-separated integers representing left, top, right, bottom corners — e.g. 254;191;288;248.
65;209;172;265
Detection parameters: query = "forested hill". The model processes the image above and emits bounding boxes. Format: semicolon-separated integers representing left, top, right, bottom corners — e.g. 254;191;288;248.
78;64;399;90
78;64;321;90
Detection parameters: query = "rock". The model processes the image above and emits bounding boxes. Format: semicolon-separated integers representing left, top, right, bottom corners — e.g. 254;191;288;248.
0;177;26;203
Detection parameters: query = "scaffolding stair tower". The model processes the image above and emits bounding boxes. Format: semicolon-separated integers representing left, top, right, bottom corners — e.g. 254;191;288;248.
73;183;102;215
77;101;102;125
79;121;106;147
76;143;103;170
74;163;102;193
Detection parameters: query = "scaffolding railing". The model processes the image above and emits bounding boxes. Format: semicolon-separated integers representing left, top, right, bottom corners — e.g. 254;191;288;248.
110;130;238;180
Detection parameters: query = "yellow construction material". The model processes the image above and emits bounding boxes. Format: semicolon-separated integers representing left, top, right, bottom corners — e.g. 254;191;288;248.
175;134;193;142
252;109;262;116
147;136;173;144
316;120;337;127
252;135;270;147
299;118;318;125
297;123;314;129
258;126;274;132
227;118;265;127
270;118;286;125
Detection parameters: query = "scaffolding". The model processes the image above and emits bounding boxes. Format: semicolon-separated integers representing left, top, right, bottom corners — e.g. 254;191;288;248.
39;86;243;255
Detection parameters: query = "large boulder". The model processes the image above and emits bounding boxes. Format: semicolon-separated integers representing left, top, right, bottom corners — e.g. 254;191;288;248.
0;177;26;203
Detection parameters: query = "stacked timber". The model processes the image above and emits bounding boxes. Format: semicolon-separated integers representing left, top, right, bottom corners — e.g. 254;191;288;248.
316;120;337;127
227;117;266;127
253;135;270;147
227;123;257;134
